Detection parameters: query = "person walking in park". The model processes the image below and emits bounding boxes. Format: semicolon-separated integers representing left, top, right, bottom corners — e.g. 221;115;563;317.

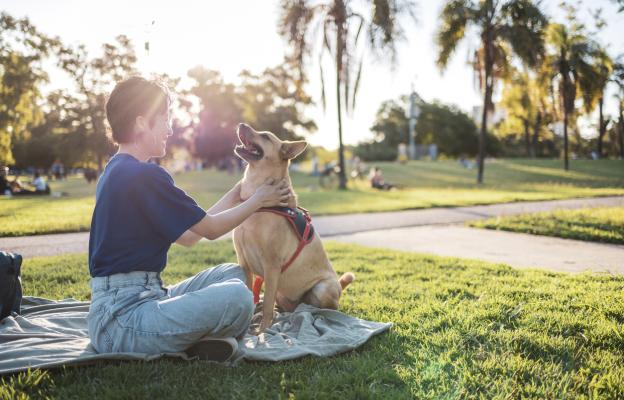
87;76;291;361
0;167;11;196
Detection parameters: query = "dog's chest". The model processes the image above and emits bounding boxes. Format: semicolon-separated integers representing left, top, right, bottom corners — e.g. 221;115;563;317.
234;211;311;270
234;213;288;253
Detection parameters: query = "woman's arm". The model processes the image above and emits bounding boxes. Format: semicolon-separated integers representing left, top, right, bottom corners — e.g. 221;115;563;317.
175;181;243;247
189;179;290;241
175;229;203;247
174;181;246;247
206;181;242;215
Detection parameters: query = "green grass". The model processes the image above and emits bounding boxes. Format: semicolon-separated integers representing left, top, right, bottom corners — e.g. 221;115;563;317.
2;241;624;399
470;206;624;245
1;158;623;237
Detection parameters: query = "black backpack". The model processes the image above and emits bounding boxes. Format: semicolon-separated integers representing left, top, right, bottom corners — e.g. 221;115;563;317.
0;251;22;321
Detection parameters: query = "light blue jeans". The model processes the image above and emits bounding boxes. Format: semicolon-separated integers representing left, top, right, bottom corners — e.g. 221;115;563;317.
87;263;254;354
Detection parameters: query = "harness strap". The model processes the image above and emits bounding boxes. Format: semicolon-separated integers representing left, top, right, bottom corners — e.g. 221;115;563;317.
251;207;313;304
252;276;264;304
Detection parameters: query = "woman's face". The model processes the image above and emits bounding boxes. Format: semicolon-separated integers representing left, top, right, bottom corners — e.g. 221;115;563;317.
137;111;173;158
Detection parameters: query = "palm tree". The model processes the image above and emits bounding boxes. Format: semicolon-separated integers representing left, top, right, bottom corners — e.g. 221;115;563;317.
613;59;624;159
499;66;552;157
544;23;597;169
587;48;613;158
529;61;558;157
499;68;533;156
278;0;416;189
436;0;547;183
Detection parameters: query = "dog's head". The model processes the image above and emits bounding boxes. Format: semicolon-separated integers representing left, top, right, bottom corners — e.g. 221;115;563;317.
235;123;307;168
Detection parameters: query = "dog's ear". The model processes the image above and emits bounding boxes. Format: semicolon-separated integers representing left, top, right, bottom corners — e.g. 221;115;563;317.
280;141;308;160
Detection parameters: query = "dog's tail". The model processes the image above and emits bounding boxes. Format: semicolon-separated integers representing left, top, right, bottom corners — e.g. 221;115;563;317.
339;272;355;290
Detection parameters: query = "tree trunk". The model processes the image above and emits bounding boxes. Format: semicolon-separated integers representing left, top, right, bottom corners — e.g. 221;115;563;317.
478;23;493;184
523;118;530;157
619;102;624;159
335;25;347;190
561;64;570;171
597;96;605;158
563;109;569;170
532;111;541;158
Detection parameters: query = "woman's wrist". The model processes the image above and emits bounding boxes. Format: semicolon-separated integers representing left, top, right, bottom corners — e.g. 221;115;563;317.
246;193;262;210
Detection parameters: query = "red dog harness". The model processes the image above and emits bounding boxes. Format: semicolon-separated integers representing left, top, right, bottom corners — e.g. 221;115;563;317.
252;206;314;304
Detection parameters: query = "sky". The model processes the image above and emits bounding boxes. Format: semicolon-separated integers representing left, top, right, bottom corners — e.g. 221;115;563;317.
3;0;624;150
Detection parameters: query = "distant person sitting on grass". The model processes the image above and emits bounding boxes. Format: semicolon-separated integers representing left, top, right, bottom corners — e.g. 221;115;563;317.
458;156;474;169
87;76;290;362
32;172;51;194
369;166;395;191
1;169;50;196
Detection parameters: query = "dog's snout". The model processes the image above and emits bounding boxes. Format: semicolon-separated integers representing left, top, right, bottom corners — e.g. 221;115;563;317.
237;123;251;134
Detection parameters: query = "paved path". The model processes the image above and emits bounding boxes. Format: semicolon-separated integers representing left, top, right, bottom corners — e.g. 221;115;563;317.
313;195;624;236
332;225;624;274
1;196;623;273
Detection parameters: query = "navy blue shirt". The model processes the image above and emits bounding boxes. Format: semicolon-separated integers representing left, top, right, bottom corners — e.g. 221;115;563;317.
88;153;206;277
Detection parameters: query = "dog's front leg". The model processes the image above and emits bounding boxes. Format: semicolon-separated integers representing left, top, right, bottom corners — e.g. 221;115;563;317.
232;231;254;290
260;265;280;331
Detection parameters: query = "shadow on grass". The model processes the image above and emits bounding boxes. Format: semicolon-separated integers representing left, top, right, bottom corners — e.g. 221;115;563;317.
3;233;624;398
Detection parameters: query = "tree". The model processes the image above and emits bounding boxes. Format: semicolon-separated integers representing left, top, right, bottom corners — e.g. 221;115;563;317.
613;59;624;159
544;20;596;169
586;47;613;158
355;97;499;160
238;58;317;148
497;62;556;157
60;36;137;171
580;9;613;159
187;67;242;166
12;90;92;169
278;0;417;189
436;0;547;182
417;101;502;156
356;99;409;161
0;12;61;166
498;68;536;156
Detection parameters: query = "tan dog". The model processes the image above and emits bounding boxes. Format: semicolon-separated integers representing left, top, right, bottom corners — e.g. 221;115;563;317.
233;123;354;331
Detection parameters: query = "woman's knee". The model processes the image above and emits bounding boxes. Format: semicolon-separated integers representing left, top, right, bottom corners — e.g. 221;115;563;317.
219;263;247;283
228;279;254;315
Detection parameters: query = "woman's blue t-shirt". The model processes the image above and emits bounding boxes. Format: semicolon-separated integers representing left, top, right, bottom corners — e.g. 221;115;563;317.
88;153;206;277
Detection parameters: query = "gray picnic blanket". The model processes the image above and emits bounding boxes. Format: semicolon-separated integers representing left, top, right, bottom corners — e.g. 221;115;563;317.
0;297;392;374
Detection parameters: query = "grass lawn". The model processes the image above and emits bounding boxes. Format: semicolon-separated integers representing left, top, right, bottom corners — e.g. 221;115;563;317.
470;206;624;245
1;158;623;237
2;241;624;399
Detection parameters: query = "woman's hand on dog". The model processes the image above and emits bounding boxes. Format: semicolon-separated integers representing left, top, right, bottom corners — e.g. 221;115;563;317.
252;178;291;208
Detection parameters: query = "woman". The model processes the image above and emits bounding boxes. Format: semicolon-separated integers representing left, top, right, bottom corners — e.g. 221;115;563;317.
87;76;290;361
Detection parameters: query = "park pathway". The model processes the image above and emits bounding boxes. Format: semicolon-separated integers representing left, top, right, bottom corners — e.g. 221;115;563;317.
1;195;623;273
331;225;624;274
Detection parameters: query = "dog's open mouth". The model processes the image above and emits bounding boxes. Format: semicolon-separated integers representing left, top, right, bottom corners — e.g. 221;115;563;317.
235;133;264;161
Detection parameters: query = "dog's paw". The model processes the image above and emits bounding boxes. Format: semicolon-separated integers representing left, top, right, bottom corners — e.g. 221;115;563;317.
259;319;273;332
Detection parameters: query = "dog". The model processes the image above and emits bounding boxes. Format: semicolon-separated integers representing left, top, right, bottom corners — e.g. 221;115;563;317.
232;123;355;331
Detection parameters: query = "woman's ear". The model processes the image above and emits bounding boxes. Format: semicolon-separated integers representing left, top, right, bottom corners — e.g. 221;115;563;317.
280;141;308;160
135;116;148;136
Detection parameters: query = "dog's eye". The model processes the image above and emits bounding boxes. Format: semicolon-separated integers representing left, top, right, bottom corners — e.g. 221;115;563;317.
259;134;270;141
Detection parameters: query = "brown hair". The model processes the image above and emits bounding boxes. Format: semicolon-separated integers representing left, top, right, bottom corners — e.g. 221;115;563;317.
105;76;171;144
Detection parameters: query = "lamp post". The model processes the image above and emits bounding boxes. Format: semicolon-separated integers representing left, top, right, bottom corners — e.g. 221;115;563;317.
408;89;422;160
